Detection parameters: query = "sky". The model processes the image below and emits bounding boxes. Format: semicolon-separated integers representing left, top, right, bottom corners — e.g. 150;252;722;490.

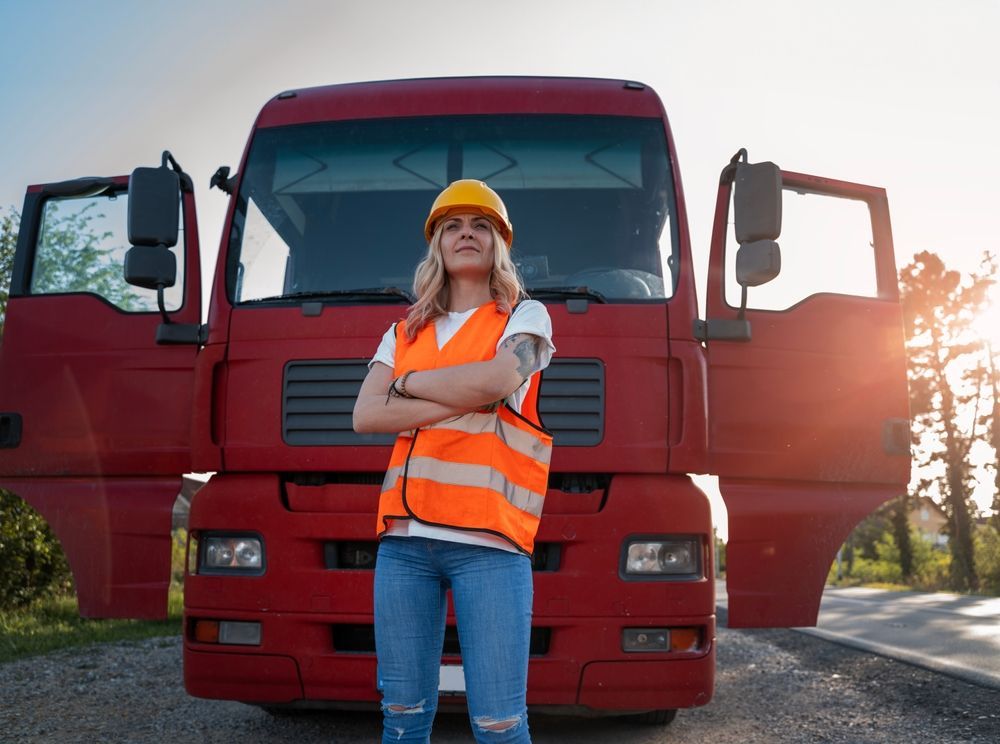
1;0;998;531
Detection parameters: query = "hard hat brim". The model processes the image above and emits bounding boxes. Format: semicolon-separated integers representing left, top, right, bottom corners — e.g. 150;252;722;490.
424;206;513;245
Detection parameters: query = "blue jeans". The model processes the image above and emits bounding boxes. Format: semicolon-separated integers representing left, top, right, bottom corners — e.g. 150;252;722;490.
374;536;533;743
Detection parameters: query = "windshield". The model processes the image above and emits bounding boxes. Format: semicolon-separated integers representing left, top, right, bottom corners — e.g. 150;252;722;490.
228;114;679;304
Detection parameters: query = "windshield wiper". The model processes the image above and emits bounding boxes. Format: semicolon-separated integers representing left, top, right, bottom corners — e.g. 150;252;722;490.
528;286;607;304
242;287;415;305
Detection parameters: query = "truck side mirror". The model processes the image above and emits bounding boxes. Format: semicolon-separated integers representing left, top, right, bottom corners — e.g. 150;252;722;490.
734;161;782;242
128;166;179;248
124;245;177;290
736;240;781;287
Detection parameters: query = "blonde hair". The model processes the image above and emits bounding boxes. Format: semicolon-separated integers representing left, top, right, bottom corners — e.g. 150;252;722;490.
404;222;524;341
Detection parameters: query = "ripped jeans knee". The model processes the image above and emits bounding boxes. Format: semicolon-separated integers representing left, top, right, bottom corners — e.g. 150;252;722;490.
383;698;427;715
381;698;433;742
472;711;528;741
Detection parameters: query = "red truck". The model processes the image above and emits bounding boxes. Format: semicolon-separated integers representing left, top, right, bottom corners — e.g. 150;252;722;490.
0;77;910;722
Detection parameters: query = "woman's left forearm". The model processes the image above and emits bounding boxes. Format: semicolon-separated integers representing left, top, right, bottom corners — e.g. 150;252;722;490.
400;361;514;408
402;333;541;408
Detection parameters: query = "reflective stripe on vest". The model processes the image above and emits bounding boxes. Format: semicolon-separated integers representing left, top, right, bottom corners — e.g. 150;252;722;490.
382;456;545;517
423;410;552;465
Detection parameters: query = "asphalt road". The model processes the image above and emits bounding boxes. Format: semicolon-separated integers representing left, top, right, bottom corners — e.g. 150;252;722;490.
797;586;1000;690
716;581;1000;690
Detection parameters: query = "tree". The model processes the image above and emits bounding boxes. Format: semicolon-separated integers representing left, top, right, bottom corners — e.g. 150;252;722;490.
2;200;144;328
0;207;17;335
986;343;1000;532
30;199;142;310
899;251;995;592
889;492;914;580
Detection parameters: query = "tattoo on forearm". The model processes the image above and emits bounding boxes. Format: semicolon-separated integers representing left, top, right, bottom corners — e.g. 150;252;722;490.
502;334;540;379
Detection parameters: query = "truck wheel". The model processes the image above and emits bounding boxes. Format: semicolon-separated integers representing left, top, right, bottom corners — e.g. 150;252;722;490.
627;709;677;726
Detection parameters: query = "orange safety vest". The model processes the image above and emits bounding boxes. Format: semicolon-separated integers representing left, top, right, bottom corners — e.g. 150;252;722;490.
376;302;552;555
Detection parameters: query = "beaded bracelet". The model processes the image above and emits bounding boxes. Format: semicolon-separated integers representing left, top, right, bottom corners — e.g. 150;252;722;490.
384;370;416;406
398;370;416;399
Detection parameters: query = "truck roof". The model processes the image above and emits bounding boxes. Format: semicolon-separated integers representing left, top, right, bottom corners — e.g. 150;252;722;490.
255;76;666;128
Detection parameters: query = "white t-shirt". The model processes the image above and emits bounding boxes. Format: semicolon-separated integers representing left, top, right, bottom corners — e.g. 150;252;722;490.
371;300;555;553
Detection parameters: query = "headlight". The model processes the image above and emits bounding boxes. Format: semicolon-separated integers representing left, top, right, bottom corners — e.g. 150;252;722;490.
621;536;701;580
198;534;265;575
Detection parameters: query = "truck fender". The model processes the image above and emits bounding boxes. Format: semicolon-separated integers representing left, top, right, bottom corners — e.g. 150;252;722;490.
0;477;179;619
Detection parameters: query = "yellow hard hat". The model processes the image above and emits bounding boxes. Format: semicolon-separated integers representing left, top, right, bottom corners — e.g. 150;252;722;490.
424;179;513;246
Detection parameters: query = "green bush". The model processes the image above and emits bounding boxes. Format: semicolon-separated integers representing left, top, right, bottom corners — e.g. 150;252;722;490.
831;525;955;592
171;527;188;586
974;526;1000;596
911;539;951;591
0;489;73;608
848;530;904;584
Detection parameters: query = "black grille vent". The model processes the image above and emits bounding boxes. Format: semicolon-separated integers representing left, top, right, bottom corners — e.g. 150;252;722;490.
283;358;605;447
322;540;560;571
538;359;604;446
283;361;394;446
333;624;551;656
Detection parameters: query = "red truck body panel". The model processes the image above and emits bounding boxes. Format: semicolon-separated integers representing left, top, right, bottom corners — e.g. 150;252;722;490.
255;77;668;127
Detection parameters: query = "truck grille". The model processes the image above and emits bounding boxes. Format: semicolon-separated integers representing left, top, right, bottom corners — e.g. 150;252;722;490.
537;358;604;446
283;361;394;446
283;358;604;447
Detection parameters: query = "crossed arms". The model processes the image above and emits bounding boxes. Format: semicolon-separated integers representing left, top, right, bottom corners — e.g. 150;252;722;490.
353;333;542;434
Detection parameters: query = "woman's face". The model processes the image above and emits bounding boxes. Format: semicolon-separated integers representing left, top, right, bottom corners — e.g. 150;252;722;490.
439;212;495;282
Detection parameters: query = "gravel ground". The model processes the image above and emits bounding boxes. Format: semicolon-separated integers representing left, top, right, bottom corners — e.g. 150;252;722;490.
2;616;998;743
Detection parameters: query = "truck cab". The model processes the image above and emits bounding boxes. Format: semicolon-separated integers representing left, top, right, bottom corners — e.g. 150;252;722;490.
0;77;909;718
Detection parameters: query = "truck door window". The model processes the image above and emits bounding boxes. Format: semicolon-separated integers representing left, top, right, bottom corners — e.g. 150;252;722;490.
30;192;184;311
724;188;877;310
230;115;679;304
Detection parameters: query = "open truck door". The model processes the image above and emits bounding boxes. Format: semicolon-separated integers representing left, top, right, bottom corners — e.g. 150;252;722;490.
701;152;911;627
0;156;201;618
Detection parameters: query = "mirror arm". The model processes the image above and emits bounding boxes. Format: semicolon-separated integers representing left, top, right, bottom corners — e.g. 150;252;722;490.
161;150;193;193
718;148;749;186
156;284;171;325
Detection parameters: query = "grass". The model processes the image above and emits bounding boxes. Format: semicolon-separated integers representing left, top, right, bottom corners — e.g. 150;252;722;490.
827;578;914;591
0;585;183;664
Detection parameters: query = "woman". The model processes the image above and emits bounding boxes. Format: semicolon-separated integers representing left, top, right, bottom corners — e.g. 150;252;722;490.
354;179;554;743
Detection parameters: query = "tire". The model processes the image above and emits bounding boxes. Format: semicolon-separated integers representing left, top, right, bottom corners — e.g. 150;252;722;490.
627;709;677;726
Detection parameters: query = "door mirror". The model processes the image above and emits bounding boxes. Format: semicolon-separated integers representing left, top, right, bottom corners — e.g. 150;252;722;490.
734;161;782;242
128;166;179;248
736;240;781;287
124;245;177;289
